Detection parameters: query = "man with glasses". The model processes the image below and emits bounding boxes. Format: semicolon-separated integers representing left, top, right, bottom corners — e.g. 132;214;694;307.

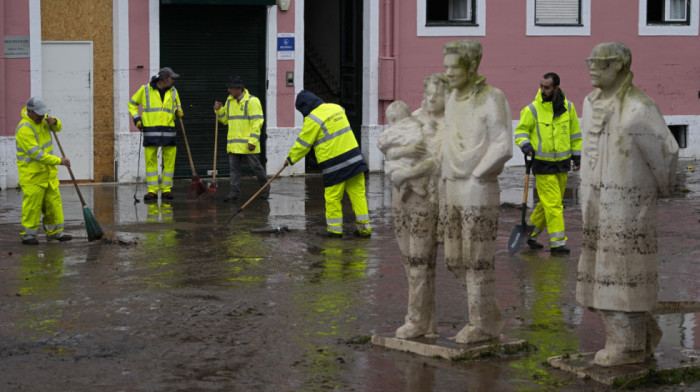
577;42;678;366
514;72;582;254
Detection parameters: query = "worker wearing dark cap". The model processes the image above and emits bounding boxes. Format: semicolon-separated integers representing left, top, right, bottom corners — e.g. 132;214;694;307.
128;67;183;202
214;75;269;201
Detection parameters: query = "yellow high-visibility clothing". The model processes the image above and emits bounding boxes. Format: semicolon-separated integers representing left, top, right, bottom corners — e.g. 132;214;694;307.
144;145;177;194
288;94;370;235
514;90;581;247
514;90;582;173
325;173;371;235
128;82;181;146
15;107;66;240
287;103;367;187
529;172;568;246
215;89;264;154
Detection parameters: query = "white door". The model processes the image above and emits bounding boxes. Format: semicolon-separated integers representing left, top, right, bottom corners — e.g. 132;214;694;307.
41;41;94;181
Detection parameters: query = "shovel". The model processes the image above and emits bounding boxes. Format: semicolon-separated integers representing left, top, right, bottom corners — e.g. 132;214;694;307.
508;153;535;254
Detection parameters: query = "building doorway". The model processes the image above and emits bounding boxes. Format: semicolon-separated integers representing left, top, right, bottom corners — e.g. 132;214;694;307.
303;0;363;172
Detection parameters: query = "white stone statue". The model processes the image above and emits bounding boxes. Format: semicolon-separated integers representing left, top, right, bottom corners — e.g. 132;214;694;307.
576;42;679;366
441;39;512;344
377;73;448;339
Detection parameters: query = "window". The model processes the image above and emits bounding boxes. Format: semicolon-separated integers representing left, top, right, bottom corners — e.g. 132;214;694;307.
639;0;699;35
647;0;691;23
417;0;485;36
669;125;688;148
526;0;590;36
426;0;476;25
535;0;581;26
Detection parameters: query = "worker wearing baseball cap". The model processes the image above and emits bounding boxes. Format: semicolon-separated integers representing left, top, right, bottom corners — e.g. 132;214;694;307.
128;67;183;202
15;97;73;245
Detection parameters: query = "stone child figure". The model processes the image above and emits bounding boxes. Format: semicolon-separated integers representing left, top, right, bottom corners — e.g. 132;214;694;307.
378;73;448;339
442;40;512;343
576;42;679;366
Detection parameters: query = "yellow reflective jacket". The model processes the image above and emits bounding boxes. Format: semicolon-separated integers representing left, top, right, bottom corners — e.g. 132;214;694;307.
127;80;182;146
287;102;367;187
514;89;582;174
15;107;63;186
215;89;264;154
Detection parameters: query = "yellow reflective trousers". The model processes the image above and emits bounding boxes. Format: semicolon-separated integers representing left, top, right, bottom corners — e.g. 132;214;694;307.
324;173;371;236
20;183;65;240
145;146;176;193
529;172;568;247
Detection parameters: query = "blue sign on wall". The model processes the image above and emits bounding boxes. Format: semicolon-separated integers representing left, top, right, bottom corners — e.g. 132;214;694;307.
277;33;294;60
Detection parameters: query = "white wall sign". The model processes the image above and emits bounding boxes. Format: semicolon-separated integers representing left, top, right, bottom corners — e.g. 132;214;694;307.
4;36;30;58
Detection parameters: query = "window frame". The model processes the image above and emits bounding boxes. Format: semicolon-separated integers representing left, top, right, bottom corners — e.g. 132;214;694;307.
526;0;591;36
417;0;486;37
534;0;583;27
639;0;699;35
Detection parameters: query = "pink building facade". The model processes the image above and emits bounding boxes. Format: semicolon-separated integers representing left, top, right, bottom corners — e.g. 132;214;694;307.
0;0;698;190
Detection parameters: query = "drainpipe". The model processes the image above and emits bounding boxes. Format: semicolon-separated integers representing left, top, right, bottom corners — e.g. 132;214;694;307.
392;0;399;104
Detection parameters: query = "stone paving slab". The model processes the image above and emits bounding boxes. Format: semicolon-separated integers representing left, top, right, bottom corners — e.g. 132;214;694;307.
371;333;530;361
548;345;700;386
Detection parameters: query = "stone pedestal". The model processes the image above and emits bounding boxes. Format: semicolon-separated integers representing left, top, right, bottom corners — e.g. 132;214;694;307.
371;333;530;361
548;346;700;386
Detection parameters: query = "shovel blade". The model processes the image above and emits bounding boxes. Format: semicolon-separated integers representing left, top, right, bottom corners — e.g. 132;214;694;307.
508;224;535;254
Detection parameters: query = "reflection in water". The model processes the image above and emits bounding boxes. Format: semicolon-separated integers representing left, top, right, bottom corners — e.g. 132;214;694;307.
293;237;370;390
509;253;580;391
18;247;66;336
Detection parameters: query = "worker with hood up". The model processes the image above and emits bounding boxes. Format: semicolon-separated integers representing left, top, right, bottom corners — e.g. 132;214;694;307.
284;90;371;238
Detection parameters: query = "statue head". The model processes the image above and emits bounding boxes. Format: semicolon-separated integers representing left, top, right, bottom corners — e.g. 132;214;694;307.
443;40;483;92
386;100;411;125
422;73;449;115
586;42;632;91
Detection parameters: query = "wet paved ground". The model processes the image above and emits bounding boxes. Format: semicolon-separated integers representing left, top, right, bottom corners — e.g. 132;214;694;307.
1;162;699;391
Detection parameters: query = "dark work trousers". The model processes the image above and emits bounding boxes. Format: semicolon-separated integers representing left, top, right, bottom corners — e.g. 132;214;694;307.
228;153;269;198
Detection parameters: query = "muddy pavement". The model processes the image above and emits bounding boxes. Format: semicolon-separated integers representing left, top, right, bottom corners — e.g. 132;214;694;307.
1;164;699;391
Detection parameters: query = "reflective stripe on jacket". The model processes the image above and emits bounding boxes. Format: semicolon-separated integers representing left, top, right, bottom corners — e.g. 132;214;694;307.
15;107;63;186
287;103;367;187
128;83;181;146
215;89;264;154
514;90;582;174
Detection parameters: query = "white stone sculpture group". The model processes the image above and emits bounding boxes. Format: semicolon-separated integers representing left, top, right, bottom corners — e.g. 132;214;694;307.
380;39;679;367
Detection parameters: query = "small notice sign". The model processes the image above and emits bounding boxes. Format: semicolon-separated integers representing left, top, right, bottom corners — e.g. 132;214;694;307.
277;33;294;60
5;36;30;58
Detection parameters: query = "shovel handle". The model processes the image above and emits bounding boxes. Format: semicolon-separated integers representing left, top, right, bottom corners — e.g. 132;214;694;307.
522;153;534;204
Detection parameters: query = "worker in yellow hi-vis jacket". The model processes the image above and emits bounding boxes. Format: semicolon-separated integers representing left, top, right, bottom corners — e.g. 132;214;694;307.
15;97;73;245
514;72;582;254
284;90;371;238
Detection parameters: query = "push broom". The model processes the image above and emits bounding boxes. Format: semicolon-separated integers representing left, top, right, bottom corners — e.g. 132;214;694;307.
180;118;207;200
51;131;103;241
199;114;219;201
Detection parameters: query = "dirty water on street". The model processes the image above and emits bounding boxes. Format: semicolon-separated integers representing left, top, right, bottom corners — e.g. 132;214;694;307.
1;163;699;391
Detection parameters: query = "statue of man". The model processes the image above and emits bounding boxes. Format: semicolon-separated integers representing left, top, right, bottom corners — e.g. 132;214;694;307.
577;42;679;366
441;40;512;344
378;74;448;339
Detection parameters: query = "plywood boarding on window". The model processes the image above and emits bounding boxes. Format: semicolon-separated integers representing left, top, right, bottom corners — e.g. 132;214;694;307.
535;0;580;25
41;0;114;184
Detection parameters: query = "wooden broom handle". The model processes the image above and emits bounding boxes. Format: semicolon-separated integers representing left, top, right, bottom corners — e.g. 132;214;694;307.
179;117;197;176
51;131;87;207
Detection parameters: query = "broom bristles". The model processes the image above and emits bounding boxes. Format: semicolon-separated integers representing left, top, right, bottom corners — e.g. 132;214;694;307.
187;175;207;200
82;206;104;242
198;181;217;201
